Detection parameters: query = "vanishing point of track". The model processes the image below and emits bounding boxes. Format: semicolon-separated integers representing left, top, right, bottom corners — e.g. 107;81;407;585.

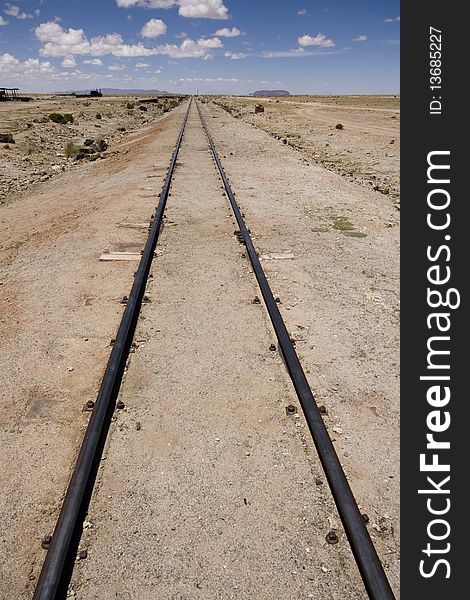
33;98;395;600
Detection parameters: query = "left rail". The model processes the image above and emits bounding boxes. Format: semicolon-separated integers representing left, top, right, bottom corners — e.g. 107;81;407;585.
33;98;192;600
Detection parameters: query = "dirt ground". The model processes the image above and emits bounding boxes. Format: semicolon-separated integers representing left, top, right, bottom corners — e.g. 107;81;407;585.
0;95;399;599
213;95;400;208
0;94;181;200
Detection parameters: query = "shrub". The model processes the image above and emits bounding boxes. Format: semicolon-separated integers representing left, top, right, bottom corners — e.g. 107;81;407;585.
4;144;10;150
138;105;148;112
335;123;343;130
49;113;74;124
96;113;102;120
126;102;135;109
64;141;80;158
254;104;265;114
95;138;108;152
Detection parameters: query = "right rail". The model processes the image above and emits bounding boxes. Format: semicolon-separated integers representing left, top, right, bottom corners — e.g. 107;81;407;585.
196;98;396;600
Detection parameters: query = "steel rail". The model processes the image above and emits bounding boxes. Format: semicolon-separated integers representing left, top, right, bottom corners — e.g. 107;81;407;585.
195;99;395;600
33;99;192;600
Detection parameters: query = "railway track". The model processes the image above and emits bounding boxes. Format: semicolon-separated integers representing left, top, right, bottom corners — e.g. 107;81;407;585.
33;98;395;600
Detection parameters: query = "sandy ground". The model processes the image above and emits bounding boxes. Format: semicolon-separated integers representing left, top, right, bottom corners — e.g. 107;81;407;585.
0;96;399;599
0;103;186;598
0;95;181;200
213;95;400;207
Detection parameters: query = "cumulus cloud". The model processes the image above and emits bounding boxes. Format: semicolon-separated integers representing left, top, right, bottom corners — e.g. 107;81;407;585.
83;58;103;65
35;21;159;57
35;20;224;61
384;16;400;23
135;62;150;67
141;18;167;38
224;51;247;60
4;3;34;19
298;33;334;47
297;9;307;15
352;34;367;42
154;38;211;58
178;0;228;19
0;52;54;74
0;15;7;25
214;26;241;37
61;56;77;68
109;63;126;70
196;36;223;48
116;0;228;19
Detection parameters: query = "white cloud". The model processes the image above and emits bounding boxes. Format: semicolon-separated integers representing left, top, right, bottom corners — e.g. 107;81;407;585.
135;62;149;67
178;77;239;83
109;63;126;71
83;58;103;65
352;34;367;42
4;3;33;19
224;51;247;60
178;0;228;19
0;52;54;75
141;18;167;38
116;0;228;19
35;21;159;57
154;38;211;58
214;26;241;37
116;0;175;7
0;15;7;25
61;56;77;68
35;20;224;61
262;47;344;58
297;9;307;15
298;33;334;48
262;48;306;58
384;16;400;23
196;36;223;48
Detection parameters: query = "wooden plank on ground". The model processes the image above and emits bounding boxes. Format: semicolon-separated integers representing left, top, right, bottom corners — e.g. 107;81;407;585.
99;252;141;261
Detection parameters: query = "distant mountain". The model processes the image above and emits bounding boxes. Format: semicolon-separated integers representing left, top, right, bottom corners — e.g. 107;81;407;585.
101;88;172;95
252;90;291;97
55;88;172;95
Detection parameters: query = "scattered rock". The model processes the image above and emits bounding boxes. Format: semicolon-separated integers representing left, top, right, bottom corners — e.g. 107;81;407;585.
0;133;15;144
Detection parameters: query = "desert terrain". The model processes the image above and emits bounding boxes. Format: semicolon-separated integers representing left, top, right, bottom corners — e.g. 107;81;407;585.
0;95;399;599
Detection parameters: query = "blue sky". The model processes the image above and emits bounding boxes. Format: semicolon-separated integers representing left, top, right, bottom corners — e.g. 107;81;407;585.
0;1;400;94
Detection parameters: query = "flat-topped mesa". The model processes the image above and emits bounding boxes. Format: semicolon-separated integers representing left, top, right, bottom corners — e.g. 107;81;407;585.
252;89;291;97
